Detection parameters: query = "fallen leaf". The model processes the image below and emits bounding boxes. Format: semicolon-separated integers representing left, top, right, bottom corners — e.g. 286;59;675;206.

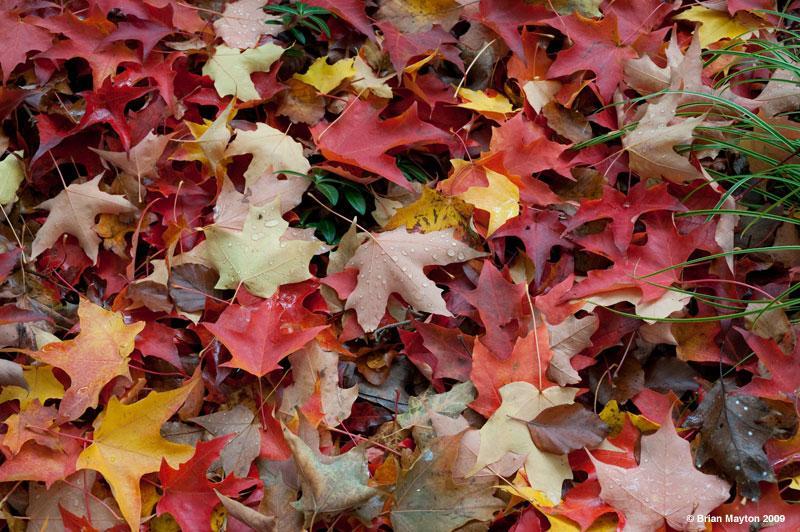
190;405;262;476
213;0;281;49
592;414;730;531
283;427;379;517
527;403;608;454
391;435;503;532
76;380;197;531
294;56;356;94
344;227;485;332
30;175;137;263
203;43;284;101
468;381;578;503
225;123;310;186
684;380;782;499
30;299;144;420
204;199;320;298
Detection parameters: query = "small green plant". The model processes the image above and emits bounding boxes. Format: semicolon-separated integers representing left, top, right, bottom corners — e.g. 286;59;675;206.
264;2;334;45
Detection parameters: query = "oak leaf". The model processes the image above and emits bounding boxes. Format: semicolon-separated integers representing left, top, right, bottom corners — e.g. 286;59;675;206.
30;175;137;263
30;299;144;420
592;414;731;531
76;381;197;531
344;227;485;332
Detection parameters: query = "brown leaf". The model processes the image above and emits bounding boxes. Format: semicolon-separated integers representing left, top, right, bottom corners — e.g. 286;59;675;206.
215;490;276;531
684;380;786;499
527;403;608;454
30;175;137;263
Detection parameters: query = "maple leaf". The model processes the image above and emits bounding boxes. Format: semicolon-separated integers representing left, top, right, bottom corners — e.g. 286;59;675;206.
546;13;638;101
376;21;463;74
470;324;555;417
213;0;281;49
467;381;578;503
311;99;451;191
344;227;485;332
191;405;262;476
203;43;284;101
30;299;144;420
0;12;52;83
157;435;259;531
91;130;171;182
457;166;520;236
385;187;473;234
684;380;784;499
225;123;310;186
76;380;197;531
462;262;526;358
674;6;758;47
204;297;327;377
213;173;310;230
30;175;137;264
623;94;705;183
2;401;60;454
294;56;356;94
492;209;571;286
592;414;731;531
391;434;503;532
26;472;122;531
283;427;379;517
280;341;359;426
203;199;320;298
0;365;64;409
741;335;799;403
563;183;686;252
77;79;152;152
546;314;599;386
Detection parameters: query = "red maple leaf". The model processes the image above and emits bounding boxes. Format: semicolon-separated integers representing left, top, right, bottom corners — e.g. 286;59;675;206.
546;13;638;102
311;99;451;190
204;297;328;377
158;436;259;531
563;182;686;252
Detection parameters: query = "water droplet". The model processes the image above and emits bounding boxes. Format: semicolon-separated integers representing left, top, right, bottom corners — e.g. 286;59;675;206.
279;241;287;248
401;267;407;272
457;253;465;261
734;465;741;471
424;247;429;252
450;242;457;247
743;406;749;411
446;249;456;257
422;282;430;288
264;219;280;227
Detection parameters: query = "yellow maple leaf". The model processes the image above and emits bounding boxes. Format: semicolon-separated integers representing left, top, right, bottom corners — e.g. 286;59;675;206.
385;187;473;233
0;365;64;408
457;88;516;118
30;299;144;420
202;43;284;101
76;381;197;531
599;399;660;437
181;102;235;176
294;56;356;94
95;213;135;257
457;165;519;236
674;6;758;47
